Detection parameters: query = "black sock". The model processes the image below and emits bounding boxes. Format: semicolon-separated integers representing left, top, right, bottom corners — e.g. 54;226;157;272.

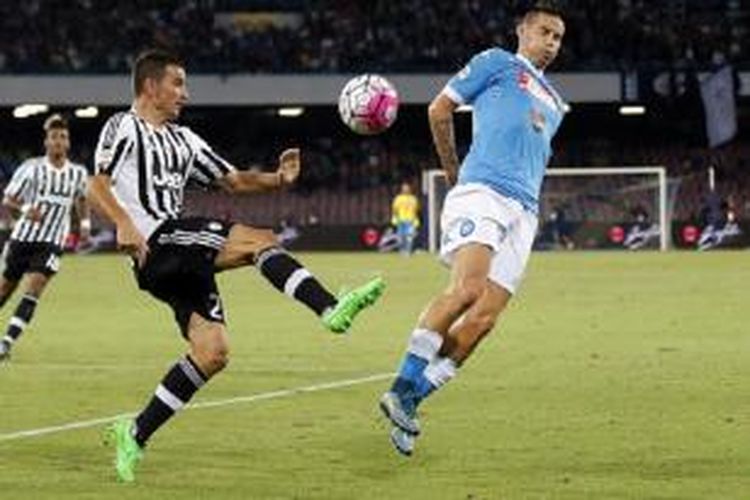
4;294;38;343
133;355;206;447
256;247;337;316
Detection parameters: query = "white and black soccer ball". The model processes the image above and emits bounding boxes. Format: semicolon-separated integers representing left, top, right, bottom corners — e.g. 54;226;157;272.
338;74;399;135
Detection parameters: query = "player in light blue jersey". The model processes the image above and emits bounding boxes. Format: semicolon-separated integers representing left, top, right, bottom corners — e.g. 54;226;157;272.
379;1;567;456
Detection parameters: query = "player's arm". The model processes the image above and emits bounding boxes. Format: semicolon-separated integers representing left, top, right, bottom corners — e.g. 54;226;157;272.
74;195;91;243
217;148;300;194
428;93;460;185
92;113;148;262
2;166;41;222
3;194;28;220
87;174;148;264
432;48;506;185
391;196;399;226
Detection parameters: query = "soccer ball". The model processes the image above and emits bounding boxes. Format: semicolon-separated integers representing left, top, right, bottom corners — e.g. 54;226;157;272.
338;74;399;135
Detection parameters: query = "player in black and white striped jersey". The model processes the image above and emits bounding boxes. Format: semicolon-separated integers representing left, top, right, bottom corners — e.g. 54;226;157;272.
0;114;90;361
88;49;385;482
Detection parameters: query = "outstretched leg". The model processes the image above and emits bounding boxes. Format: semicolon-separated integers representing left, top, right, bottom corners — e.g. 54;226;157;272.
215;224;385;333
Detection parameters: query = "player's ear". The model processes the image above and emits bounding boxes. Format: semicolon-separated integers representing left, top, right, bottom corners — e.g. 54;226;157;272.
143;76;158;96
516;20;525;41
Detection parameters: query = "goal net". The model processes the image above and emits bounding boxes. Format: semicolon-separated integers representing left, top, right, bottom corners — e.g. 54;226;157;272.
422;166;672;252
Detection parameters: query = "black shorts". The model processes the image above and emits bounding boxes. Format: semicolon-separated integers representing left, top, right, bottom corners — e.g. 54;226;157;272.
2;240;63;282
135;217;233;338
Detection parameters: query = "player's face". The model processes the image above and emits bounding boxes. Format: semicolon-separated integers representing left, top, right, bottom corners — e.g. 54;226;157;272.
517;12;565;70
44;128;70;159
153;64;189;120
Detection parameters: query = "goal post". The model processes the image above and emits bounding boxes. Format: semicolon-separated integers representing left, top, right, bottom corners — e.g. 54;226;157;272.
422;166;671;252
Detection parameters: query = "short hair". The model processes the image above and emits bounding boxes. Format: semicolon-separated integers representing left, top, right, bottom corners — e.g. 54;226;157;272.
43;113;68;132
523;0;564;21
132;49;184;96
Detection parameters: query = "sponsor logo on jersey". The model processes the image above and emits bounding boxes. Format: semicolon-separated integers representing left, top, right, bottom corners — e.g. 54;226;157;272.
518;70;560;113
530;108;547;132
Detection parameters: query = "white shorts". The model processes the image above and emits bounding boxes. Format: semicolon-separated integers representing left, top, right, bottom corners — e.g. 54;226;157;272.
439;183;538;294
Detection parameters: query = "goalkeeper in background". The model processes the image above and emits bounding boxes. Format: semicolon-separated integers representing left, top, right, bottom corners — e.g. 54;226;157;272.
391;182;420;255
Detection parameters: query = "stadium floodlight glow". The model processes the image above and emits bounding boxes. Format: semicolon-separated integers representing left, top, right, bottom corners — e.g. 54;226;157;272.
12;104;50;119
277;107;305;117
75;106;99;118
456;105;473;113
619;105;646;116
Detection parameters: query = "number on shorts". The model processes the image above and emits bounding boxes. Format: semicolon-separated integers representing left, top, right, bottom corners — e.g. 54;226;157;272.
45;254;60;273
208;293;224;321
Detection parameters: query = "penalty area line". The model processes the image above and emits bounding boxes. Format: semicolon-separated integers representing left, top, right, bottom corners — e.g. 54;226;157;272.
0;372;393;443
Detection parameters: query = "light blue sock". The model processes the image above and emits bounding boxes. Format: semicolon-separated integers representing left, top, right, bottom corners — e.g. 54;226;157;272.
389;329;443;401
390;353;428;395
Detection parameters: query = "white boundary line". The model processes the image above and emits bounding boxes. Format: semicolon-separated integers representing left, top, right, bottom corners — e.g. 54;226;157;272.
0;372;393;443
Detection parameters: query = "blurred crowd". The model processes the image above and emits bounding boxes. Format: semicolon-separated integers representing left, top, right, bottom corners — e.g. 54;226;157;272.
0;0;747;73
0;130;747;225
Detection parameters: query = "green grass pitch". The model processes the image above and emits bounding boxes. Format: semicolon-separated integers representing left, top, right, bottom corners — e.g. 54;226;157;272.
0;251;747;499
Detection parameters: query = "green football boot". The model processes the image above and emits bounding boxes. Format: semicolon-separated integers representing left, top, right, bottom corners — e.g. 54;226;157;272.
322;277;386;334
105;418;143;483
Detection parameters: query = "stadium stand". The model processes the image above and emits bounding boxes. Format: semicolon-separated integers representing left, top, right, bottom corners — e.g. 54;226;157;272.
0;1;747;249
0;1;747;73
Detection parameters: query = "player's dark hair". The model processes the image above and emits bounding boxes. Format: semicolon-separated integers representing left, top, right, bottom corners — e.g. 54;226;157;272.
132;49;184;96
43;113;68;132
524;0;564;21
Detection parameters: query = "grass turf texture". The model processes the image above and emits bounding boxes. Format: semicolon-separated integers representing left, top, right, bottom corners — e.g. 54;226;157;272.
0;252;747;499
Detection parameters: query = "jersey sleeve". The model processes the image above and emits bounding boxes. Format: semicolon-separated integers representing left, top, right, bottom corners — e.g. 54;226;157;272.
443;48;511;105
180;127;236;187
75;165;88;198
3;160;34;202
94;112;134;177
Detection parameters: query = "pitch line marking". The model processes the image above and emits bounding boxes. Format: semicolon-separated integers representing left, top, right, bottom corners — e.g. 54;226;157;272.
0;372;393;443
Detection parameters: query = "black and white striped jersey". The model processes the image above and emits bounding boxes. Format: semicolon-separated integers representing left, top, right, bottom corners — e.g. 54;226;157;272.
94;110;236;239
3;157;87;247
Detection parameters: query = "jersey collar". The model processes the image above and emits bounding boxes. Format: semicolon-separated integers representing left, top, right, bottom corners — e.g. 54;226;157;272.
515;52;544;77
45;156;70;171
515;52;569;113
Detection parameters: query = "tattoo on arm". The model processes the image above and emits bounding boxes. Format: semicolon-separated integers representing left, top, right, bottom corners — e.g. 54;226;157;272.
429;114;459;183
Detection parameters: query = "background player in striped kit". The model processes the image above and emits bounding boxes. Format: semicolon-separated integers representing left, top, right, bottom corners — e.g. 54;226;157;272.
88;49;385;482
0;114;90;361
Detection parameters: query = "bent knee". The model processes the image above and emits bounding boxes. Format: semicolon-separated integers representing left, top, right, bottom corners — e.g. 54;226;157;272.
248;227;277;247
231;225;276;246
188;320;231;376
208;347;230;372
193;345;230;375
230;225;278;259
463;312;497;336
449;280;487;307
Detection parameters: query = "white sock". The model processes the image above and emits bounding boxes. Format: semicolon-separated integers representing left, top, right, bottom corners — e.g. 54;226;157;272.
423;357;458;388
407;328;443;361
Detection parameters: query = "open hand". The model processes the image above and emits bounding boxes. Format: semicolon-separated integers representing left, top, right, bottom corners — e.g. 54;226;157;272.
277;148;301;186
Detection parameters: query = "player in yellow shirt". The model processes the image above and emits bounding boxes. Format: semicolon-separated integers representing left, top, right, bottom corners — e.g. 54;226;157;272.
391;182;420;255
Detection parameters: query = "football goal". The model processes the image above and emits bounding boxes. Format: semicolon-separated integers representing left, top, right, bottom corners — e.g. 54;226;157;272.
422;166;670;252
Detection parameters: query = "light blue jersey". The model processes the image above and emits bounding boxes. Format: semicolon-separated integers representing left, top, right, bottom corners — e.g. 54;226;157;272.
444;48;567;213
